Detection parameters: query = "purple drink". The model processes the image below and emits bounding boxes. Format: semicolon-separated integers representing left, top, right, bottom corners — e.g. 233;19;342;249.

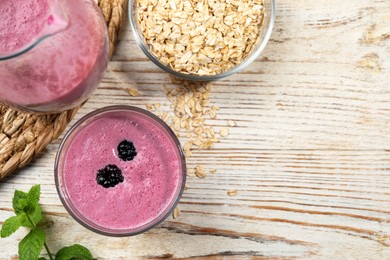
55;106;186;236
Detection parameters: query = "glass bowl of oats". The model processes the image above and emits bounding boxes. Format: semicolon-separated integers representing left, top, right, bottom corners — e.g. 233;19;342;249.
129;0;275;80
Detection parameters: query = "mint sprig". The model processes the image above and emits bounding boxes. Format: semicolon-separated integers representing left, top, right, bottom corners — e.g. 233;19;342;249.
55;244;93;260
1;185;95;260
1;214;26;237
19;227;46;260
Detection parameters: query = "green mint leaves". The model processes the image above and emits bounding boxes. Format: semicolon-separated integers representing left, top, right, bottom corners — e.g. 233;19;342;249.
11;185;42;228
1;185;94;260
1;214;26;238
55;244;93;260
12;189;30;215
2;184;41;238
3;185;46;260
19;228;46;260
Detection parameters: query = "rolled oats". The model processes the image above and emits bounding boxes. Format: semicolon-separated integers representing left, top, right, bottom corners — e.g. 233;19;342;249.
227;189;238;196
219;128;229;137
125;87;140;97
195;165;206;178
136;0;265;75
227;120;237;127
173;207;181;219
138;77;236;181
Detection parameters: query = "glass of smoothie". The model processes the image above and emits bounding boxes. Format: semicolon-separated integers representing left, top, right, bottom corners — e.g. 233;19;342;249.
0;0;109;113
55;106;186;236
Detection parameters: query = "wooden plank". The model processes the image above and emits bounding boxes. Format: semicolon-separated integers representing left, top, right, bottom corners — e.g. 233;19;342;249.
1;0;390;259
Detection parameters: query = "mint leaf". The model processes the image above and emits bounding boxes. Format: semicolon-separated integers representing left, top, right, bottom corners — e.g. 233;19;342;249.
27;185;40;207
22;206;42;227
55;244;93;260
38;258;47;260
0;214;26;238
12;190;29;215
12;185;40;215
18;228;45;260
11;185;42;227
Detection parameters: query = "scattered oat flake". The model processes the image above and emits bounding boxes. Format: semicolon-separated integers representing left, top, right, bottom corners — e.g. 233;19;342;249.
209;169;217;174
219;128;229;137
125;87;140;97
209;109;216;119
185;149;192;157
227;120;237;127
227;189;238;196
161;112;170;122
154;103;161;109
195;165;206;178
173;207;180;219
146;104;154;110
183;140;193;151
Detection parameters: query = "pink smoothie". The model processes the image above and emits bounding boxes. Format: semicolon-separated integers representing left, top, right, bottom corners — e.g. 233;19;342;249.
60;109;184;231
0;0;108;112
0;0;49;53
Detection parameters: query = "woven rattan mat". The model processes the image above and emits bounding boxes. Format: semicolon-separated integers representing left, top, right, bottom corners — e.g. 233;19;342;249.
0;0;126;180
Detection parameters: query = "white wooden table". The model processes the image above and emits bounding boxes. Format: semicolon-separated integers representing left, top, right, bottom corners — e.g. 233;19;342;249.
1;0;390;258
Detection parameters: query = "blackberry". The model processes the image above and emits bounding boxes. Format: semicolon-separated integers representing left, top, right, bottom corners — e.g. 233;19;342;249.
117;139;137;161
96;164;124;188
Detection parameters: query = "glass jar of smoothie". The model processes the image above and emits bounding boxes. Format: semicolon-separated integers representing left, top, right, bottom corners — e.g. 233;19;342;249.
55;106;186;236
0;0;109;113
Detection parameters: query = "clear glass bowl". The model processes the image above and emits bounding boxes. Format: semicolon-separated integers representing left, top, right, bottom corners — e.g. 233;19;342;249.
55;105;186;236
129;0;275;81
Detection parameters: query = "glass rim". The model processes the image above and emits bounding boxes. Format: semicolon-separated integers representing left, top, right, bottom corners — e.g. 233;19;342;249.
54;105;187;237
128;0;276;81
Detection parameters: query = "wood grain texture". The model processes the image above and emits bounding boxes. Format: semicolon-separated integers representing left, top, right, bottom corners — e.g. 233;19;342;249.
1;0;390;259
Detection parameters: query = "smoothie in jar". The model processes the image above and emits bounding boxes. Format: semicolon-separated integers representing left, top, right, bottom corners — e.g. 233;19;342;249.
55;106;186;235
0;0;109;113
